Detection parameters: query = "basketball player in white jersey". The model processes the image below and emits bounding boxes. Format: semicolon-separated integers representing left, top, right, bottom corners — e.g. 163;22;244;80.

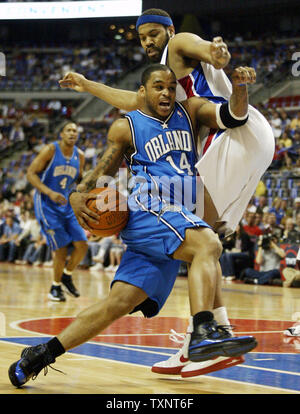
59;9;274;377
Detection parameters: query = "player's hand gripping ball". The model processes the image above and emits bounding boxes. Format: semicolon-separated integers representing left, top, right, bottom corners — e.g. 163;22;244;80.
86;187;129;236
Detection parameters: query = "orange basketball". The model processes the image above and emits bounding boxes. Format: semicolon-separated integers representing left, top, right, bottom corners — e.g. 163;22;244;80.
86;187;129;237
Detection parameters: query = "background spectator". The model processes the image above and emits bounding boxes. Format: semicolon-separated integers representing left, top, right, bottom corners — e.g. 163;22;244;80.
241;234;286;285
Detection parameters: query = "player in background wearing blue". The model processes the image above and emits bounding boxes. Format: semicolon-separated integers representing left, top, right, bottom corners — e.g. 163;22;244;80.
59;9;274;377
8;65;257;388
26;122;88;302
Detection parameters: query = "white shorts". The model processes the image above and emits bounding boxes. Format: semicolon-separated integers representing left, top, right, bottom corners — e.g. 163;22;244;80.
195;105;275;235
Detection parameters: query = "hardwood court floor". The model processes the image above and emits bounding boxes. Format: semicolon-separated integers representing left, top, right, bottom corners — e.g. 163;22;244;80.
0;262;299;395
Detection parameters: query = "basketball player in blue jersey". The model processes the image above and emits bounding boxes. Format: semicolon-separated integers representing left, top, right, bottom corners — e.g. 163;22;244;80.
59;9;274;377
26;122;88;302
8;65;258;388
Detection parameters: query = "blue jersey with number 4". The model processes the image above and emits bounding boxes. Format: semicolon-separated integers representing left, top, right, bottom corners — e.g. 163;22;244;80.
34;141;80;216
125;102;198;213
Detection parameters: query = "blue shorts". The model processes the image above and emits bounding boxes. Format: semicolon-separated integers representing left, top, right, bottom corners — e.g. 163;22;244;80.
34;195;87;251
112;206;210;317
121;206;209;261
112;249;181;317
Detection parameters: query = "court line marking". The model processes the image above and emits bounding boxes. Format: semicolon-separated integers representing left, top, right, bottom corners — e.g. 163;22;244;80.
1;336;299;356
1;337;299;376
9;316;295;337
2;338;299;393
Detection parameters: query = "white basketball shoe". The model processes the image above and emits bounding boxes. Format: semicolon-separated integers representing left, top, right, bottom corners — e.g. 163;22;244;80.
151;326;245;378
284;322;300;337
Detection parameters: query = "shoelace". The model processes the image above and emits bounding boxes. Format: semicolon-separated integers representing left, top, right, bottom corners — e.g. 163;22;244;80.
217;324;235;332
23;346;66;381
32;364;66;381
215;324;236;337
169;329;186;344
169;323;236;346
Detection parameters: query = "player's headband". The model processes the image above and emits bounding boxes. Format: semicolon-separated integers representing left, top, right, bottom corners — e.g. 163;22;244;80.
136;15;173;31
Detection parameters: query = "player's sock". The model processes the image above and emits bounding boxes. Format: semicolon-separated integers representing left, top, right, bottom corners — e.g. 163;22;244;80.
213;306;234;335
47;337;66;358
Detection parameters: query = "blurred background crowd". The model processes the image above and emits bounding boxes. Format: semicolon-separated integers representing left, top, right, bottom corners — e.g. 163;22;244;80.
1;2;300;287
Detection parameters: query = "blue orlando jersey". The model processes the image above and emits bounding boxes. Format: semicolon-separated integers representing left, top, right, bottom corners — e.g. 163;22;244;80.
34;141;80;215
125;102;199;213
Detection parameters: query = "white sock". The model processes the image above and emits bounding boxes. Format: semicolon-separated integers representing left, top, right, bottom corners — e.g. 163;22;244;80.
213;306;229;325
63;268;72;276
213;306;233;335
187;316;193;333
52;281;61;287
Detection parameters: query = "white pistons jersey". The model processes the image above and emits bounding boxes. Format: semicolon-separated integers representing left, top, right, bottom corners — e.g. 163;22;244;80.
160;43;275;234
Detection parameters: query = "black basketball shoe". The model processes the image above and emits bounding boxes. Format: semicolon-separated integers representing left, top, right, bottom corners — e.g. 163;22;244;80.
8;344;58;387
61;273;80;297
48;284;66;302
188;311;257;362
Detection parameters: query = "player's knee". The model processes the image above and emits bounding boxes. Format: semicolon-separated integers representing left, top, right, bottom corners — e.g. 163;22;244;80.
107;282;146;319
74;240;88;252
202;230;222;259
189;228;222;259
106;295;135;320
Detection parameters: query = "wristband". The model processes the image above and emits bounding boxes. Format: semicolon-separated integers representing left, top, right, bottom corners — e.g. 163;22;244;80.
216;102;249;129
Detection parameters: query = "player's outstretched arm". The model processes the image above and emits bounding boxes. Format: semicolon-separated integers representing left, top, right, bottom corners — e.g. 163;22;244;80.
59;72;142;112
69;118;132;231
169;33;231;69
188;66;256;130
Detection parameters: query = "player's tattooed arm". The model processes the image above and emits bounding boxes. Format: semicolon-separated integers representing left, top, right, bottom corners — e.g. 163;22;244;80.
77;118;131;193
78;140;123;192
69;119;132;229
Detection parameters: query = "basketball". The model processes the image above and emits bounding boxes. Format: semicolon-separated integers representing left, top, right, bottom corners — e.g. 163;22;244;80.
86;187;129;237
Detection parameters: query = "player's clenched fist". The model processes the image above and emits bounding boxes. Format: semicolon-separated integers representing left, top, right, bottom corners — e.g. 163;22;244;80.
210;36;231;69
59;72;87;92
231;66;256;86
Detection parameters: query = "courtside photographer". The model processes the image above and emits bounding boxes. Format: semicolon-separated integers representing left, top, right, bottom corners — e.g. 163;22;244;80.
241;233;286;285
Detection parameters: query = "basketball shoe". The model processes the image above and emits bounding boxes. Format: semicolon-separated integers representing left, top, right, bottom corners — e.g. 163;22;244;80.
151;320;245;377
48;285;66;302
188;311;257;362
61;273;80;297
8;344;58;387
283;322;300;337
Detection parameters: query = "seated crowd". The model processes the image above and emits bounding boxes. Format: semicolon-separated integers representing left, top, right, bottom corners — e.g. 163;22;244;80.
0;40;145;92
219;197;300;287
0;178;299;287
0;199;126;273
